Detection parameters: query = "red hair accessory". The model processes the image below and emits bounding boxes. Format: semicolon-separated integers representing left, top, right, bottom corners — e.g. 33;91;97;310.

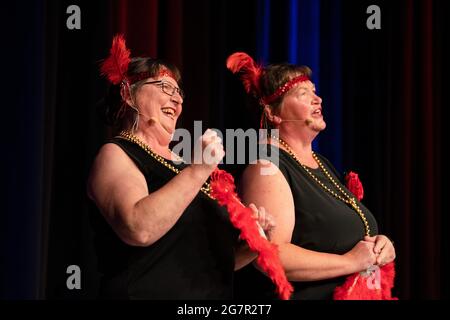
226;52;263;96
345;171;364;201
126;69;176;85
261;75;310;105
101;34;176;85
226;52;310;106
210;169;293;300
333;170;397;300
158;69;175;79
100;34;131;85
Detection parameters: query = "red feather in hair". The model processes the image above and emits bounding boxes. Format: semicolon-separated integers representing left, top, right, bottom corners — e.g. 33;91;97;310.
100;34;131;85
226;52;262;96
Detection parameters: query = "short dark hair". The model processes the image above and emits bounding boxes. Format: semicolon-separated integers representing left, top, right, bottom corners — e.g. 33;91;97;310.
258;63;311;130
260;63;312;109
100;57;181;129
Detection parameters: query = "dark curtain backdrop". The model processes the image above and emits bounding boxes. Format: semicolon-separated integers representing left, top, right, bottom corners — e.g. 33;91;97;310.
1;0;447;299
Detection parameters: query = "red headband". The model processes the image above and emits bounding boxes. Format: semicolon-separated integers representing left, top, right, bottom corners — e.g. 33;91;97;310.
261;74;310;105
100;34;176;85
126;69;176;85
226;52;310;106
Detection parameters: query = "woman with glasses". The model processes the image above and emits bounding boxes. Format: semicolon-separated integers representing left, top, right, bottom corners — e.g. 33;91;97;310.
87;36;274;299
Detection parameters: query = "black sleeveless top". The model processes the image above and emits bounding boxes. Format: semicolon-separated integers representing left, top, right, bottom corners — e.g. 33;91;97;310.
234;145;378;300
90;137;238;299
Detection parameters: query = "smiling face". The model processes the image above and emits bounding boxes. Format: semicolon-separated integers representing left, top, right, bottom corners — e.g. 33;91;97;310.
133;75;183;135
277;79;325;133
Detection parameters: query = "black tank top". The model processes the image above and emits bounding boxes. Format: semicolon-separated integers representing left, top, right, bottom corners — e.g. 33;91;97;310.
234;145;378;300
90;137;238;299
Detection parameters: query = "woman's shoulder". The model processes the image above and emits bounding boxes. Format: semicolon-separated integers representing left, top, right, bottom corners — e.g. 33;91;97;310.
100;137;151;170
241;146;286;186
90;141;144;185
96;140;131;163
242;158;281;179
87;141;144;203
255;143;296;175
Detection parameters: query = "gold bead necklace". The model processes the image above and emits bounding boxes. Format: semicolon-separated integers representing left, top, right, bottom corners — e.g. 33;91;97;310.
272;136;371;236
118;130;213;199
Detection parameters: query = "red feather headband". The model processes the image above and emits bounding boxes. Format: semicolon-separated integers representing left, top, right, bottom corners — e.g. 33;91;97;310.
100;34;175;85
226;52;310;105
261;75;310;105
100;34;131;85
226;52;263;97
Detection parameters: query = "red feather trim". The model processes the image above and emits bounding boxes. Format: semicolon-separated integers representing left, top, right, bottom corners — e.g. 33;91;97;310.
345;171;364;201
333;262;398;300
335;172;397;300
226;52;262;96
210;169;293;300
100;34;131;85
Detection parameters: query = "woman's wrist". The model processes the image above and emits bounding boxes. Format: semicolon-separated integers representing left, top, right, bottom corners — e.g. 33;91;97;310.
186;164;215;185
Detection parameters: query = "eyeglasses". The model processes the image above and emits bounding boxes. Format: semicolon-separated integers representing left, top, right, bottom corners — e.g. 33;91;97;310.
143;80;185;99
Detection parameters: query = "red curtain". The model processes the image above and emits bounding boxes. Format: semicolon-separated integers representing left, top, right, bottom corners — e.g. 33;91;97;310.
397;0;442;298
35;0;446;299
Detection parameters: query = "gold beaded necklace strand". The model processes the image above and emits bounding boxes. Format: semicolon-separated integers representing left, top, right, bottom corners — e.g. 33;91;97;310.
272;136;371;236
118;130;213;199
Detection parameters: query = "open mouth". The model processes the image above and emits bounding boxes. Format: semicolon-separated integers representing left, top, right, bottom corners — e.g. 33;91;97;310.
161;107;176;119
312;108;322;116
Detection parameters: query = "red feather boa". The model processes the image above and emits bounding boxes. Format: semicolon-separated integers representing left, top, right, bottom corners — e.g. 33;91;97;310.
210;169;293;300
333;262;397;300
333;171;397;300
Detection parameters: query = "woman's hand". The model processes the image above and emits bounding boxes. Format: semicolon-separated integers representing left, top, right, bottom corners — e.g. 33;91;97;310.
364;235;396;266
343;240;378;273
249;203;276;241
191;129;225;174
237;204;276;271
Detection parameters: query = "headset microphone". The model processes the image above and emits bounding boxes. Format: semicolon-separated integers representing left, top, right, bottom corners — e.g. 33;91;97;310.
280;118;313;125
